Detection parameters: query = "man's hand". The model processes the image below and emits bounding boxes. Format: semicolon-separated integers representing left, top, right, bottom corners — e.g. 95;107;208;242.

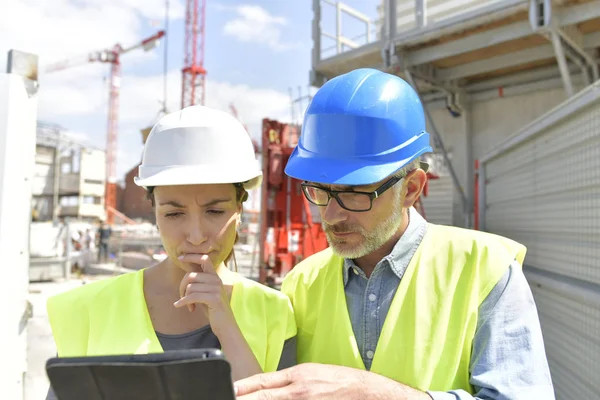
234;363;431;400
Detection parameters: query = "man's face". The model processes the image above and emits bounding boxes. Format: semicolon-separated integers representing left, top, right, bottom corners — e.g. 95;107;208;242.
316;179;405;259
153;184;240;272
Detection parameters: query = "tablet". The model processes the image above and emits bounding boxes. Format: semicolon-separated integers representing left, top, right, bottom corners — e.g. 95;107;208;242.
46;348;235;400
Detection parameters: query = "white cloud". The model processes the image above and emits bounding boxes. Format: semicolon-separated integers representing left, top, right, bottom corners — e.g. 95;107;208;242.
223;5;296;51
114;69;292;173
35;67;292;179
2;0;293;181
0;0;181;70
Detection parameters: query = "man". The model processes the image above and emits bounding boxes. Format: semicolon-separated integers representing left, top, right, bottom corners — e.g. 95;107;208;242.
235;68;554;399
97;220;112;263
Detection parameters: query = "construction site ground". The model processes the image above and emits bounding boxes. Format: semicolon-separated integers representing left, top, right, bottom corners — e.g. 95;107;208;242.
24;250;258;400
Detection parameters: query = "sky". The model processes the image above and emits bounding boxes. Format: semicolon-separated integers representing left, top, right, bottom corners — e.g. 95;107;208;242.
0;0;381;182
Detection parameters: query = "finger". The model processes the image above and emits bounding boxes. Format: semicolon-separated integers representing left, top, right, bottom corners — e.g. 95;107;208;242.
234;370;293;396
177;273;196;312
174;292;220;309
236;384;299;400
182;282;215;312
179;272;191;299
184;281;217;295
178;272;219;298
179;253;217;275
186;272;221;284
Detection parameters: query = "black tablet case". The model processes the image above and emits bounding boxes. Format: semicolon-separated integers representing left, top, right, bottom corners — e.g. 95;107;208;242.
46;349;235;400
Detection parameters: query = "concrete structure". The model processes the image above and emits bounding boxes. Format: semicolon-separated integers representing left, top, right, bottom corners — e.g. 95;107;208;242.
311;1;600;398
33;123;106;222
1;49;39;400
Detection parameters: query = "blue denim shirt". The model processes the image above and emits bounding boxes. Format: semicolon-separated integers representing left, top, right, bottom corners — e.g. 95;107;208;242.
343;207;555;400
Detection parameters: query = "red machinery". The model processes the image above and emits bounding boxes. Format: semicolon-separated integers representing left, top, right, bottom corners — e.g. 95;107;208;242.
257;119;440;287
258;119;328;287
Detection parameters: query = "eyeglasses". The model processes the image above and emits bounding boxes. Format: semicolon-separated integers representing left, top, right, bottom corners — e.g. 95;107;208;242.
301;175;403;212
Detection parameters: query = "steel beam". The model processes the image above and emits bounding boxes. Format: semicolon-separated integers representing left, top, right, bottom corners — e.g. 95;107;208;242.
551;31;574;97
404;69;469;215
437;45;556;81
416;0;427;28
470;74;585;102
310;0;322;85
407;20;534;66
558;28;599;83
437;31;600;81
405;0;600;66
465;64;580;92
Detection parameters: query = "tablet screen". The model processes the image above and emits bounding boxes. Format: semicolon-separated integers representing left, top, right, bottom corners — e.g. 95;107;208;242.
46;349;235;400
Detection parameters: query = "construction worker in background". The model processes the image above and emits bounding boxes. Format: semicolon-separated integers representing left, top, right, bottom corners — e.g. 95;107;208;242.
96;220;112;263
235;68;555;399
44;106;296;399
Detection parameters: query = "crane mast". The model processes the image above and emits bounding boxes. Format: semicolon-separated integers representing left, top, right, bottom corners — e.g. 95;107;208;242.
181;0;207;108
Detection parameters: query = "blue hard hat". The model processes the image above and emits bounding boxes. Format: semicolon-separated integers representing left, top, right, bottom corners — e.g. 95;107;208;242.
285;68;433;185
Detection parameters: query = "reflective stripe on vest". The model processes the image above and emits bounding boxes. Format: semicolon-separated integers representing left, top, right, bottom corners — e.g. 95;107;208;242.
281;224;526;393
47;269;297;372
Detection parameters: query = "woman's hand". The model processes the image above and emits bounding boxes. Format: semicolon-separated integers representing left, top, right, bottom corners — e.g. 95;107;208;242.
174;254;235;338
174;253;263;381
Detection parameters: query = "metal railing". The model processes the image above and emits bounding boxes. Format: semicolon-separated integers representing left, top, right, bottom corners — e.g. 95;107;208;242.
315;0;525;61
319;0;377;59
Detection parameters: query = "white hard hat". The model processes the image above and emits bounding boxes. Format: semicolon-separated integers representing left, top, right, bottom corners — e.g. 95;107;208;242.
134;105;262;190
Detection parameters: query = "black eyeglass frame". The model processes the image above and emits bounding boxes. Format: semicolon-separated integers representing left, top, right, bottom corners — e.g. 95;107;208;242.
300;175;404;212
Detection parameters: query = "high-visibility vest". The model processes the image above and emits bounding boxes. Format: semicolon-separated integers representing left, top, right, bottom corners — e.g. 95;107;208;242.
281;224;526;393
47;269;297;372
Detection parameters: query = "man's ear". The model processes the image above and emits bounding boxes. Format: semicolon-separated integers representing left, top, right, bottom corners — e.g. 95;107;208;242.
402;169;428;208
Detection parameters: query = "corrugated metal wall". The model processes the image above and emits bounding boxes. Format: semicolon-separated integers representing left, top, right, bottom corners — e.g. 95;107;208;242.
479;80;600;399
420;176;454;225
421;151;454;226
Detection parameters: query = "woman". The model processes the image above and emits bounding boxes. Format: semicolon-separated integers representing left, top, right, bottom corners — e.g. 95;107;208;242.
45;106;297;398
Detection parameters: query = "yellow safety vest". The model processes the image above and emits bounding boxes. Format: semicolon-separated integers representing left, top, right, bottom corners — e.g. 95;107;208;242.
47;269;296;372
281;224;526;393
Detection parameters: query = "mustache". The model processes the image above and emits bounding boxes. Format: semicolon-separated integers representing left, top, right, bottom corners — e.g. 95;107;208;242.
322;222;363;234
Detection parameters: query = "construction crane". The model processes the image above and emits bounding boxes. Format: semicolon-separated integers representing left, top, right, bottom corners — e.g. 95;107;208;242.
181;0;207;108
229;103;259;154
45;30;165;225
229;103;248;131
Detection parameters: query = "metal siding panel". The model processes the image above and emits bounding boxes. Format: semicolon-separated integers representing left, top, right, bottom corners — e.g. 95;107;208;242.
482;82;600;400
420;176;453;225
526;271;600;399
485;97;600;284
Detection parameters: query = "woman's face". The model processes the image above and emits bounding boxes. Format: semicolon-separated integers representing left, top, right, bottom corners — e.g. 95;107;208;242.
153;184;241;272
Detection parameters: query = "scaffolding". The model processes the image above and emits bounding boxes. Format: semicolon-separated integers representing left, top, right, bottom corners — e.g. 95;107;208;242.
310;0;600;227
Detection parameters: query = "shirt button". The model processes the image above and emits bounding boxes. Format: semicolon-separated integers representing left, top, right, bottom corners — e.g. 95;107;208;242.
352;268;359;275
366;350;374;359
368;293;376;302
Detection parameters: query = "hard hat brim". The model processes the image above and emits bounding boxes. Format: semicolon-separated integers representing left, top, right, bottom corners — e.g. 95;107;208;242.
134;165;262;191
284;145;433;186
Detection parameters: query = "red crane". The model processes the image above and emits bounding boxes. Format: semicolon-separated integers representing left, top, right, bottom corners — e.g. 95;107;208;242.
45;30;165;225
181;0;207;108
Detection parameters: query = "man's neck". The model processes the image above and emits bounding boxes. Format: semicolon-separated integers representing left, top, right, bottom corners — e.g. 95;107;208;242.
353;209;410;278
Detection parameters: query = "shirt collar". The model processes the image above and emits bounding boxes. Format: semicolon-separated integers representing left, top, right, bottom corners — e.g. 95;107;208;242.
342;206;428;286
